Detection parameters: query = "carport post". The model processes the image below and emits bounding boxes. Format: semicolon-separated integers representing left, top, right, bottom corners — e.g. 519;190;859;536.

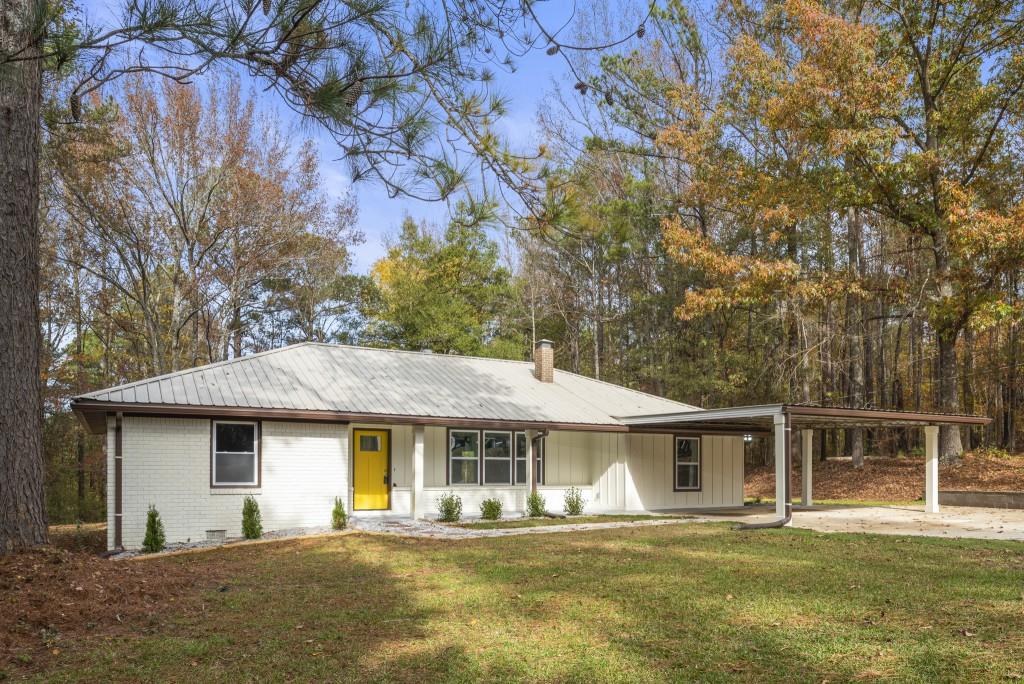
801;429;813;507
412;426;425;519
924;425;939;513
774;414;788;520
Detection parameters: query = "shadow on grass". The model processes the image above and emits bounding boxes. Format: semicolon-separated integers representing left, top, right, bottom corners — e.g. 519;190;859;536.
26;524;1024;683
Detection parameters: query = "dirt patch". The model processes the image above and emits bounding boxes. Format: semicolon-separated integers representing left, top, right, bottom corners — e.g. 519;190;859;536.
0;544;229;675
745;450;1024;502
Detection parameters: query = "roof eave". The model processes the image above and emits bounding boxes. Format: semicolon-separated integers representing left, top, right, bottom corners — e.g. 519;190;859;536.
69;399;632;434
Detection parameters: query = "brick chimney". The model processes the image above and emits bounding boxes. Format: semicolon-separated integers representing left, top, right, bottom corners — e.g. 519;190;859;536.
534;339;554;383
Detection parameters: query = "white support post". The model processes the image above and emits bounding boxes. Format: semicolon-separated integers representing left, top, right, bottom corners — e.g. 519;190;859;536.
411;426;425;520
924;425;939;513
525;429;536;511
801;429;813;507
774;414;787;520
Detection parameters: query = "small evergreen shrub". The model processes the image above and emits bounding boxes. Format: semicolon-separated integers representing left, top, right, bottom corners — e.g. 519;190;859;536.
241;495;263;539
331;497;348;530
141;505;166;553
563;487;584;516
437;491;463;522
480;498;503;520
526;491;546;518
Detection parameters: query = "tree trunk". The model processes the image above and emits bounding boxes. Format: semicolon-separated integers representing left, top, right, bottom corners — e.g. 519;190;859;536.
0;8;48;552
936;329;963;461
846;208;864;468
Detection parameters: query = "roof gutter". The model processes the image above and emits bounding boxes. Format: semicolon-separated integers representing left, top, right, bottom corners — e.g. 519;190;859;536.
69;399;632;435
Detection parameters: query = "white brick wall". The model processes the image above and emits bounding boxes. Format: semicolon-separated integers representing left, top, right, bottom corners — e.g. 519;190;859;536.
116;417;347;550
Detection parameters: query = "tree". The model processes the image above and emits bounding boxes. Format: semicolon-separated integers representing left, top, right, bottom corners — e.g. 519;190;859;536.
2;0;641;552
364;208;524;357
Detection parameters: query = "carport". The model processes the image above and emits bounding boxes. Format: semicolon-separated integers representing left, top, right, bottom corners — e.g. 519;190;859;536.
618;405;992;526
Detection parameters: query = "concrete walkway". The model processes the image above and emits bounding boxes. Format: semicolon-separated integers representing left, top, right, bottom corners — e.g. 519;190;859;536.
693;504;1024;542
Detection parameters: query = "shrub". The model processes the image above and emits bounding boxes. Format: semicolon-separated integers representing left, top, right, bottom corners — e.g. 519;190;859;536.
526;491;546;518
141;505;166;553
331;497;347;530
563;487;584;516
437;491;463;523
241;495;263;539
480;498;503;520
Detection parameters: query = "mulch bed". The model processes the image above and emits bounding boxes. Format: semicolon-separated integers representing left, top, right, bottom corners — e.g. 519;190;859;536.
0;542;229;675
745;450;1024;502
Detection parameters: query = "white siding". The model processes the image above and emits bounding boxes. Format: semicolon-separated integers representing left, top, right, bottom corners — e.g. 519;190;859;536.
115;418;745;548
118;416;347;550
626;433;744;510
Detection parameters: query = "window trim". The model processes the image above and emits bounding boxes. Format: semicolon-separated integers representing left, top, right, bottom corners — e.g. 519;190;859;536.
211;420;261;488
482;430;514;485
673;436;701;492
446;428;482;486
514;431;544;486
446;428;545;487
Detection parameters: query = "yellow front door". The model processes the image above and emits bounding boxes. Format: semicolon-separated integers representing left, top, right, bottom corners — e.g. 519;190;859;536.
353;430;390;510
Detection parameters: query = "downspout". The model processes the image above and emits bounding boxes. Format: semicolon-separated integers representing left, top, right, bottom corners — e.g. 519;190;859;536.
737;410;792;530
114;412;124;550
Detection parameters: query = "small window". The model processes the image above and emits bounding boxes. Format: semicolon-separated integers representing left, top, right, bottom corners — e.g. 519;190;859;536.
483;431;512;485
359;434;381;452
674;437;700;491
213;421;259;486
449;430;479;485
514;432;543;485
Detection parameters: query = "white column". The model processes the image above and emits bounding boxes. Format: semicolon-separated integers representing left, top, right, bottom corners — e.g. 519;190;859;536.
924;425;939;513
774;414;787;520
528;428;536;497
801;429;813;507
411;426;425;519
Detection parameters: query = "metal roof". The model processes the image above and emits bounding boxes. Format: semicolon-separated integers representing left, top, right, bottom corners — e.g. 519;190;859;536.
72;342;699;430
618;403;992;431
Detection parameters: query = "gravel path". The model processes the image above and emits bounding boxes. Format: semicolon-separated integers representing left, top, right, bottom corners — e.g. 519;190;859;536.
348;516;707;539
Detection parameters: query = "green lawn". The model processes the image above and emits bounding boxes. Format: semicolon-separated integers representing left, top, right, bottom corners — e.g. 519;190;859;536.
457;514;681;529
27;524;1024;683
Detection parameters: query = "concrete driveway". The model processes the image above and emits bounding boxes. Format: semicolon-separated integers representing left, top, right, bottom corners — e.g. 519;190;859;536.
691;504;1024;541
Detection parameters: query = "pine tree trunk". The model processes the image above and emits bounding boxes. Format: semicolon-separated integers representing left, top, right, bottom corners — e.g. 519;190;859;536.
0;6;48;552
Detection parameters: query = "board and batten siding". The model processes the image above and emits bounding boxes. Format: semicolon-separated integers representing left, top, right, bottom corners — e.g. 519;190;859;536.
626;434;744;510
113;416;348;549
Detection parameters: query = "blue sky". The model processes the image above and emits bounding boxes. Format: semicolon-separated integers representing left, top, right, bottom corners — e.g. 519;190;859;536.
77;0;580;274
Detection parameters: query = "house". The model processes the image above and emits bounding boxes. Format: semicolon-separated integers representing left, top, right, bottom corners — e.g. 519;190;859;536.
71;341;990;551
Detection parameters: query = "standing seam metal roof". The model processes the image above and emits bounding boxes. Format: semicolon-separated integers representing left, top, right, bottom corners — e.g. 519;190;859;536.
74;343;700;425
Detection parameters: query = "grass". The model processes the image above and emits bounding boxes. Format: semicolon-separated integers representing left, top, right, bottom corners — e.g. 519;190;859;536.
18;524;1024;683
457;514;681;529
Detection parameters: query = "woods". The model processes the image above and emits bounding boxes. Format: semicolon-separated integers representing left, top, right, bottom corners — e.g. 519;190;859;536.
3;0;1024;548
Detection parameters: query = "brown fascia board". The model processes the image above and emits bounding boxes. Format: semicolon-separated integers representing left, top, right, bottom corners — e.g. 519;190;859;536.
783;405;992;426
69;400;633;434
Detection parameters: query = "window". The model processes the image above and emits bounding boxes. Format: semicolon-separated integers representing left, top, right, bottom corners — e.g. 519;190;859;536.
359;434;381;451
449;430;479;484
674;437;700;491
483;431;513;484
213;421;259;486
514;432;543;485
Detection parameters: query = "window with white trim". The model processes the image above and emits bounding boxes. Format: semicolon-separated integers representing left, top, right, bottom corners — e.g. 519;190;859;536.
212;421;259;486
449;430;479;485
483;431;513;484
674;437;700;491
514;432;543;485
